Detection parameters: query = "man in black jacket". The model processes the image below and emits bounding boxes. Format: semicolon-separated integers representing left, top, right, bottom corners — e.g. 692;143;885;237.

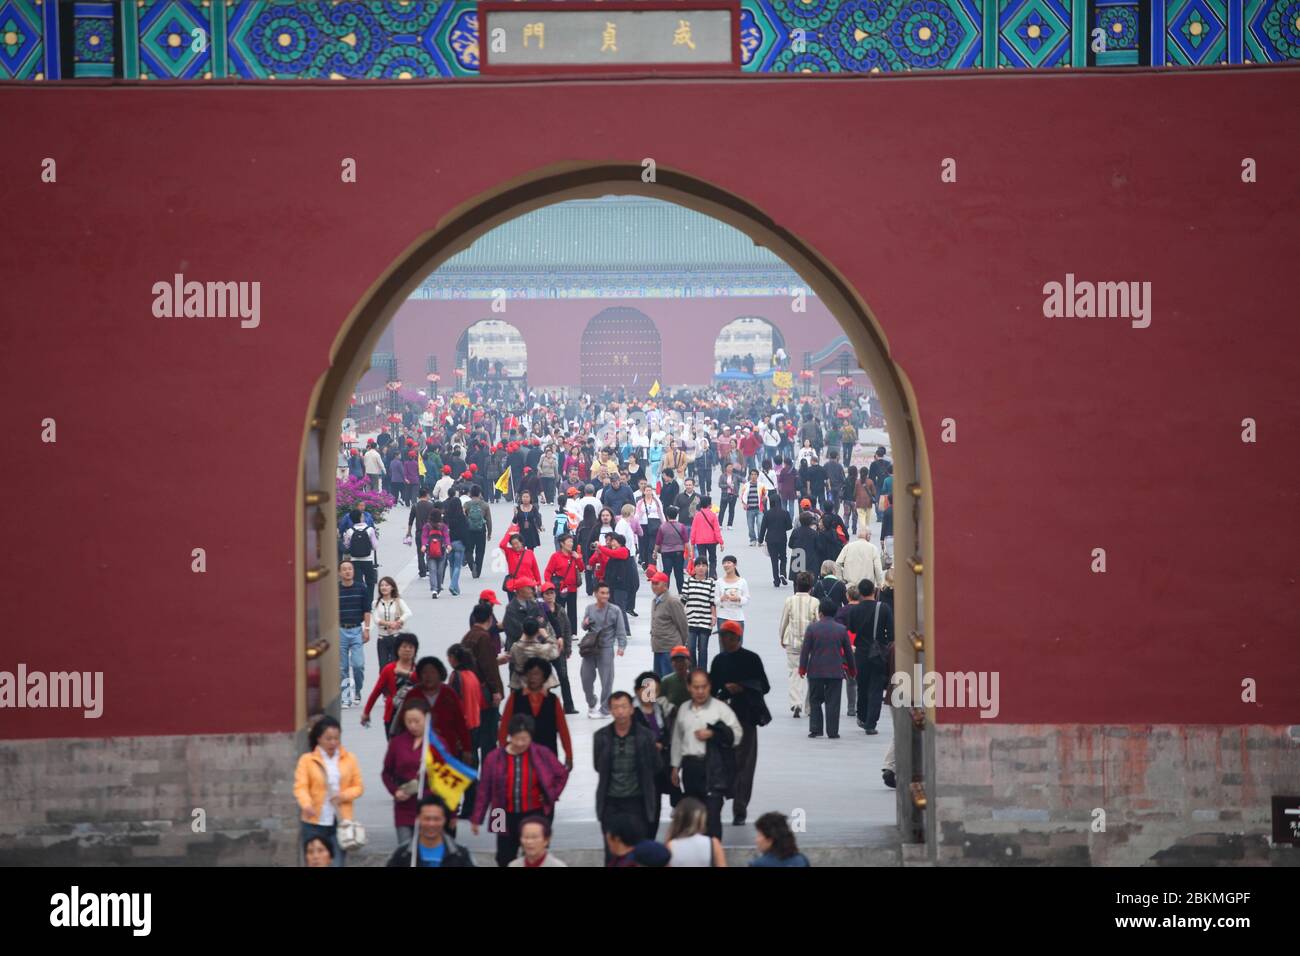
659;468;681;510
708;622;770;826
385;796;475;867
787;511;822;579
849;579;895;735
594;691;661;857
502;582;547;651
406;488;436;579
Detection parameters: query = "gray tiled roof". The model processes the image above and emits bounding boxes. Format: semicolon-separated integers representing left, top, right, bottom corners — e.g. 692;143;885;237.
435;196;793;273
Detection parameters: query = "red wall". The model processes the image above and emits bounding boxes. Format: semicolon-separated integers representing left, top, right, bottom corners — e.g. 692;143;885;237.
4;69;1299;738
385;296;843;389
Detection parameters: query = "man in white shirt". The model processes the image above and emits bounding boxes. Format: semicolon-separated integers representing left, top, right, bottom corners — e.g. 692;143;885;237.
669;669;743;839
576;486;603;522
432;467;455;503
835;527;885;589
363;442;385;491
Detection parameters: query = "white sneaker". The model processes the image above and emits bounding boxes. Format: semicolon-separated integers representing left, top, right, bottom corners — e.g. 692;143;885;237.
588;707;602;719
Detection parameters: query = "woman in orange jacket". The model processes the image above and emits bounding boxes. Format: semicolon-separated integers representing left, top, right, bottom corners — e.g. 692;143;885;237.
293;716;364;867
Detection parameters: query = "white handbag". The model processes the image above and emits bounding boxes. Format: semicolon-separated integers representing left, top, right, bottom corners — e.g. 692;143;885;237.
336;818;367;851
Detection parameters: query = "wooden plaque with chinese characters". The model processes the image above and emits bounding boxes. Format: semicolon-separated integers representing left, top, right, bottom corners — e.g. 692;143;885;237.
479;1;740;74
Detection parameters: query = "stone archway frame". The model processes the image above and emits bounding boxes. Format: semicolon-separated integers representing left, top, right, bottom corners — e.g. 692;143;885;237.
299;162;936;850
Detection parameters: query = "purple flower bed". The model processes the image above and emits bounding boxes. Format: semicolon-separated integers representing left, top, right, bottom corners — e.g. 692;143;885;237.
336;476;397;525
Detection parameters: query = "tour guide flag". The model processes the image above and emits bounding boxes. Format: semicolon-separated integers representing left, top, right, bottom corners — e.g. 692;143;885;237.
423;720;477;809
649;380;661;398
494;469;511;495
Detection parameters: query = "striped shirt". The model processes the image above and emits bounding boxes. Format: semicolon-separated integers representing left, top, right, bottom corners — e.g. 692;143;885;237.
680;577;717;630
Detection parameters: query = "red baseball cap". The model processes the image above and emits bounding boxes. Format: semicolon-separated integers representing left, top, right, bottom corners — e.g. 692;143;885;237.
670;645;691;658
510;575;538;591
650;572;670;585
800;498;812;508
720;620;743;635
469;464;478;472
539;580;556;593
443;466;452;474
478;589;499;605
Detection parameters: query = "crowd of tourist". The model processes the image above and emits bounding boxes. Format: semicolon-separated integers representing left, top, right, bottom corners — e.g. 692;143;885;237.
310;384;894;867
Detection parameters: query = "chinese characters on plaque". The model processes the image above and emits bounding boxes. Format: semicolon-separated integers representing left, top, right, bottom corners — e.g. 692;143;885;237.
486;8;734;69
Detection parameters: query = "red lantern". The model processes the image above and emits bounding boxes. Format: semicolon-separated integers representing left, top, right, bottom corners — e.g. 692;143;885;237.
836;376;851;387
426;373;441;383
454;368;466;377
385;380;402;392
387;413;402;423
799;369;814;380
836;408;853;419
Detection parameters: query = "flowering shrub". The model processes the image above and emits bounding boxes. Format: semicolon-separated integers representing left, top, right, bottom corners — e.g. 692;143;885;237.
336;476;397;525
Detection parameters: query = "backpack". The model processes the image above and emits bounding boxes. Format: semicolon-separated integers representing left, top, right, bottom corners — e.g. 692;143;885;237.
345;523;373;560
466;500;486;532
553;512;570;538
426;527;445;559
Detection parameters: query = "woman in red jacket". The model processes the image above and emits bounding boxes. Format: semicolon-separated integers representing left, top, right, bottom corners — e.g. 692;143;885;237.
543;533;586;634
406;656;474;770
361;633;420;738
499;529;541;593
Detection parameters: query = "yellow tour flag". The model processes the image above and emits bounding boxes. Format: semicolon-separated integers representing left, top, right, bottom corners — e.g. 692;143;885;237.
494;470;510;495
649;380;661;397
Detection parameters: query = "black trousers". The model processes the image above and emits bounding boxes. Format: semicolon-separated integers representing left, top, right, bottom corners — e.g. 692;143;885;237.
376;634;397;672
561;591;578;635
639;519;661;567
466;530;487;578
680;756;725;839
808;677;843;736
553;654;576;712
353;560;378;606
858;658;889;730
478;703;500;767
769;545;787;586
696;543;718;579
732;720;758;820
414;535;427;576
661;551;685;592
719;494;737;527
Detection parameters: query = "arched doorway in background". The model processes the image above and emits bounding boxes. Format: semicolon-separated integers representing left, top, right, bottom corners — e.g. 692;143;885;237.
579;307;663;393
714;316;785;376
455;318;528;385
301;163;932;850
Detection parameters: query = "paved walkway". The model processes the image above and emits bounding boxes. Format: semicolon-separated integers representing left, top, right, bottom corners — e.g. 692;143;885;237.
338;430;897;862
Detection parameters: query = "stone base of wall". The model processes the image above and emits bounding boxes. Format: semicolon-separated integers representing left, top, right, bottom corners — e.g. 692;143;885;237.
932;724;1300;866
0;733;299;866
